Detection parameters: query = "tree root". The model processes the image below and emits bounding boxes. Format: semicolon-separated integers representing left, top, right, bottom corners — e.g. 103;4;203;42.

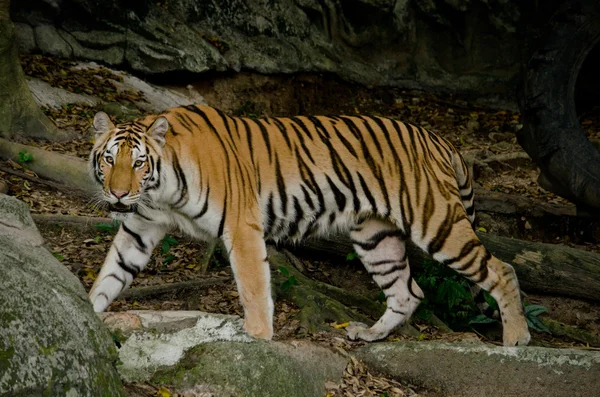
268;246;421;337
120;278;230;301
541;317;600;347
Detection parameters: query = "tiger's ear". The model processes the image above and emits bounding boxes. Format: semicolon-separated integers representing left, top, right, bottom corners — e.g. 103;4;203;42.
147;116;169;146
93;112;114;138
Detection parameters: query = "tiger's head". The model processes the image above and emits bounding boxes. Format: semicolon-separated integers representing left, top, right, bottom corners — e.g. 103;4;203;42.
89;111;169;218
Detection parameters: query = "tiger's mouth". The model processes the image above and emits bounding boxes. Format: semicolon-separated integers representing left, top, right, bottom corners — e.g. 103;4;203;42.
109;202;134;213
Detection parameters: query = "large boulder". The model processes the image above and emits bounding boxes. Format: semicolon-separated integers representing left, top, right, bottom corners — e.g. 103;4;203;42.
0;195;123;396
355;341;600;397
11;0;530;103
103;310;347;396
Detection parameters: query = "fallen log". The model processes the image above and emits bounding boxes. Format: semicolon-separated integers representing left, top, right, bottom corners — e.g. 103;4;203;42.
0;138;95;194
294;233;600;302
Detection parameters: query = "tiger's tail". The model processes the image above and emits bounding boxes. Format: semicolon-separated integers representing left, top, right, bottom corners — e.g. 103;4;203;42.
451;149;475;224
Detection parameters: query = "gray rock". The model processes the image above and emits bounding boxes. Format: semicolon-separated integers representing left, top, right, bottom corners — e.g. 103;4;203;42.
34;25;72;59
152;341;347;397
13;0;525;104
107;310;347;396
0;195;124;397
14;23;36;54
355;341;600;397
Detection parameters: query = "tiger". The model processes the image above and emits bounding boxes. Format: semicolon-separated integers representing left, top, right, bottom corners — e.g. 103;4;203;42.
88;104;531;346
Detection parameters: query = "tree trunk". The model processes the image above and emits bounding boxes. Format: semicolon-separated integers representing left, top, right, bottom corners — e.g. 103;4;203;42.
0;0;66;141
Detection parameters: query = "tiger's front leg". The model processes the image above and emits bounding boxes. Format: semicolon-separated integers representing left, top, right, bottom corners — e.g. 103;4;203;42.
89;217;167;312
222;226;274;340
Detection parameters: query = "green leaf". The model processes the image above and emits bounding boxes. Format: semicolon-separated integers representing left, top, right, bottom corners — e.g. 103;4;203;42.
95;222;117;233
468;314;498;325
483;291;499;311
525;304;548;317
278;266;289;277
288;275;298;286
161;235;179;254
346;251;358;261
163;254;175;264
18;150;33;163
281;280;291;291
526;315;551;334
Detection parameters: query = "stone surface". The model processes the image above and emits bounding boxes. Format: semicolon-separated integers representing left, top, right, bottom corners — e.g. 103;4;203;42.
33;25;72;59
0;194;124;396
12;0;529;103
26;62;206;112
110;310;347;396
14;22;36;54
355;341;600;397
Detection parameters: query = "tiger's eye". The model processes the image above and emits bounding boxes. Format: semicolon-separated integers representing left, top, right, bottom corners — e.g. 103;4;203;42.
105;157;113;164
134;160;144;167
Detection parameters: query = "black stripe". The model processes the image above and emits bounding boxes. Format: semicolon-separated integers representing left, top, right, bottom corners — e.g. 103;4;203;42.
271;118;292;149
353;229;404;251
330;152;360;212
287;197;304;237
122;223;147;253
407;274;423;300
440;239;482;269
240;117;254;161
465;205;475;216
325;175;346;212
358;116;383;156
289;116;315;141
290;123;315;163
264;193;276;235
107;273;126;291
328;211;337;225
218;199;227;237
193;186;211;219
461;189;474;202
170;148;188;207
134;210;153;222
251;118;273;163
274;155;288;216
428;204;456;255
357;173;377;211
329;119;358;158
390;308;407;315
370;263;406;277
116;250;140;276
300;185;315;210
338;116;363;141
380;275;400;290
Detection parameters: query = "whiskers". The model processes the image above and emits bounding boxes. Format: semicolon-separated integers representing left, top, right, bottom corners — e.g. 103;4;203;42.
87;190;109;215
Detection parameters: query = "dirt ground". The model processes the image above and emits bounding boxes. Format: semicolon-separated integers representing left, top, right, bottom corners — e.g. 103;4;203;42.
2;56;600;397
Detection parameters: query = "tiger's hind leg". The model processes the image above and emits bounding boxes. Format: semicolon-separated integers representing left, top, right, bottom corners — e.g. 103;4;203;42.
416;216;530;346
346;218;424;342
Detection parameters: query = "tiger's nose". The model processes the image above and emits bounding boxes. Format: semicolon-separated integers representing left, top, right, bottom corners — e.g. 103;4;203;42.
111;189;129;199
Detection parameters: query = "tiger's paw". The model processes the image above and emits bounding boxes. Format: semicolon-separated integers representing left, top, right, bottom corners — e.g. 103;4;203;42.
502;322;531;346
244;319;274;340
346;322;386;342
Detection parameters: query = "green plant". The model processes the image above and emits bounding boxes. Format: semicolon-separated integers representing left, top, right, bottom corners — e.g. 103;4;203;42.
524;303;551;333
17;150;33;168
414;260;481;329
94;220;120;233
161;235;178;255
346;251;358;261
277;266;299;291
52;252;64;261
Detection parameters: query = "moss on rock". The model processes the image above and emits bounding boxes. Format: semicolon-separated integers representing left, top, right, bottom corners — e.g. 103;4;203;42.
0;195;124;396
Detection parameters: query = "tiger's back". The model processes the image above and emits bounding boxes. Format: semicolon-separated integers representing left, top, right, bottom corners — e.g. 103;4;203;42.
88;104;529;346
